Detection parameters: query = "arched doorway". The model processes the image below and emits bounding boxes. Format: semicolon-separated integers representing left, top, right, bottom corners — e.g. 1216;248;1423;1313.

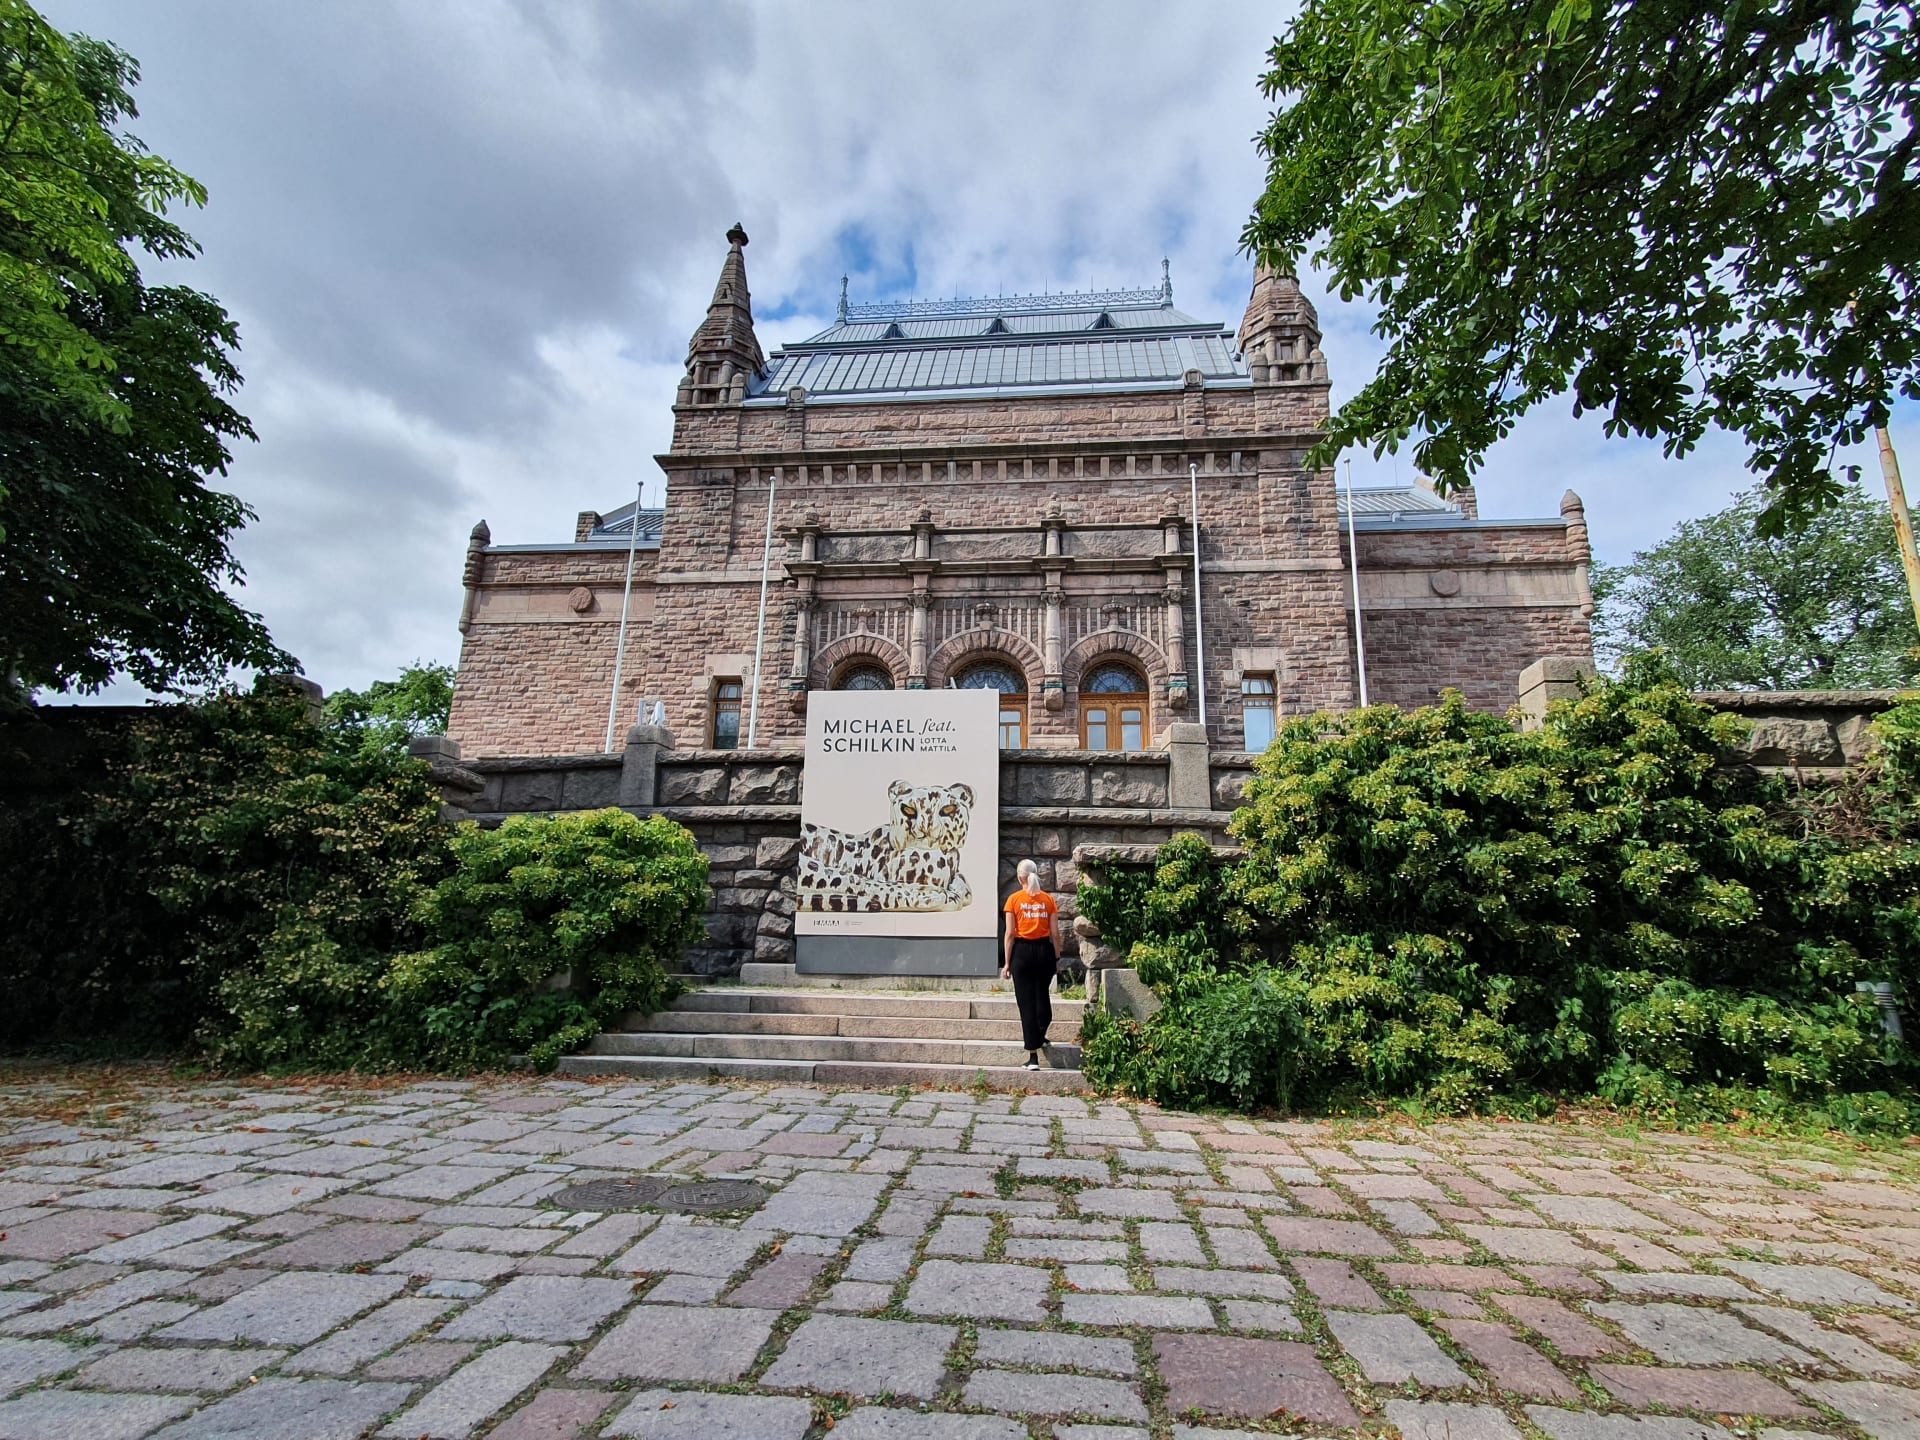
833;662;894;691
954;661;1028;749
1080;661;1148;751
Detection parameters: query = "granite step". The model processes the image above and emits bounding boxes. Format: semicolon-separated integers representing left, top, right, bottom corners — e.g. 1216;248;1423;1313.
584;1030;1084;1070
635;1011;1054;1042
657;989;1086;1023
552;1052;1089;1092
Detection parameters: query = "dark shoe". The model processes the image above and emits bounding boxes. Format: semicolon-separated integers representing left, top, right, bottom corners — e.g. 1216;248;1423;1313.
1024;1054;1040;1070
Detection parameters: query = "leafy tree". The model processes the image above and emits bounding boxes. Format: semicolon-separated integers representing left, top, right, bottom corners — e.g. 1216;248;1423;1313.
323;661;455;756
0;3;289;698
1594;484;1919;689
1245;0;1919;532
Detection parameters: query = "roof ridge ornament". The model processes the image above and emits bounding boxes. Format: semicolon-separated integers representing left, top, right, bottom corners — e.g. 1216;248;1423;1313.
843;283;1167;321
836;276;849;324
1161;257;1172;305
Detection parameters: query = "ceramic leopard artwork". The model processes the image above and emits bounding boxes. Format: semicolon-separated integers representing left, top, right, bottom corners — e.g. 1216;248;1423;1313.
796;781;975;912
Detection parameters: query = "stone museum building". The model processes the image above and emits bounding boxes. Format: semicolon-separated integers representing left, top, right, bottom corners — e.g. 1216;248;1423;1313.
447;225;1595;759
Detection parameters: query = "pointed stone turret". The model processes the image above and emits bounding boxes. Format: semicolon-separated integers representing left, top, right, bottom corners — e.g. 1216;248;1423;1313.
1561;489;1594;617
678;223;767;407
1238;261;1323;385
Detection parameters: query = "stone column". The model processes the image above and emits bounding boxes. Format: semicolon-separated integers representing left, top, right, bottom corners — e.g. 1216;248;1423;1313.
1561;489;1594;618
789;596;815;688
1163;576;1189;712
909;588;931;685
620;723;675;808
1042;582;1065;708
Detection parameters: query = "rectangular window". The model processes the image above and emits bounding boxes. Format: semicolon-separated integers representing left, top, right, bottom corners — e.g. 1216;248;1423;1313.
998;704;1025;750
1243;673;1277;754
1119;705;1145;753
712;678;742;749
1084;705;1108;751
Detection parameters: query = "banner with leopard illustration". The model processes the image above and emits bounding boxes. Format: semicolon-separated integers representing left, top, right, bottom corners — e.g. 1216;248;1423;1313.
796;688;1000;941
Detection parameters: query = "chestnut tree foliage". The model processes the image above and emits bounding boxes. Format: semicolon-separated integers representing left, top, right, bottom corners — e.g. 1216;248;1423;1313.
1246;0;1919;532
0;3;287;698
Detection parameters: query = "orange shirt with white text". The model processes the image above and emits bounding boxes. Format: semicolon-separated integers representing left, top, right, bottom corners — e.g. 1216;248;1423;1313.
1004;889;1058;941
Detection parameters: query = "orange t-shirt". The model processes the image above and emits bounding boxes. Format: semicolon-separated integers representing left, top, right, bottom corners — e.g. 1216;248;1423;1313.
1004;888;1058;940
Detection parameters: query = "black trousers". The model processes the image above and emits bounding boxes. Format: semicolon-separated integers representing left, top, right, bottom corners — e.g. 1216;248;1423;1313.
1008;937;1056;1051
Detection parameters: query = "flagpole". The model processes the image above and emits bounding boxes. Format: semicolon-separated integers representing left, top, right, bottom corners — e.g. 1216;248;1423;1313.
604;473;646;751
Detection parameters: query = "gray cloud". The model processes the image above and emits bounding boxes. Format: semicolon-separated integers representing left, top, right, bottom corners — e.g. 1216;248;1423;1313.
42;0;1915;699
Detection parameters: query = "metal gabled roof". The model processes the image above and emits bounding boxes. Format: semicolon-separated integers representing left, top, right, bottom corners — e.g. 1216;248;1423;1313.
747;281;1246;404
587;503;665;547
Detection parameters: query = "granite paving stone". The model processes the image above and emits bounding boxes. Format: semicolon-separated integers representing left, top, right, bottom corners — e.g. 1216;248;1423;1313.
365;1340;476;1379
830;1411;1026;1439
284;1296;459;1375
1525;1406;1733;1440
759;1315;956;1399
378;1340;565;1438
156;1270;406;1345
604;1388;813;1439
0;1337;90;1397
574;1304;779;1384
614;1224;767;1278
1150;1265;1294;1301
1493;1293;1634;1356
904;1259;1050;1323
1791;1379;1920;1440
1598;1271;1752;1299
440;1275;633;1341
1588;1301;1820;1367
1388;1399;1527;1440
1327;1310;1475;1386
1264;1216;1398;1256
1221;1298;1303;1333
974;1327;1136;1375
1438;1317;1581;1399
1720;1261;1915;1309
1077;1187;1180;1220
1153;1333;1361;1423
485;1386;618;1440
77;1344;283;1393
962;1369;1147;1421
0;1389;194;1440
144;1376;415;1440
1736;1303;1915;1377
1062;1293;1215;1328
1293;1256;1388;1308
1591;1365;1818;1417
725;1251;829;1308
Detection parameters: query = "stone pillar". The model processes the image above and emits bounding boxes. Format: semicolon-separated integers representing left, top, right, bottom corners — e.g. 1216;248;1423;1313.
1163;576;1188;711
620;723;675;808
788;597;815;693
1041;582;1065;708
909;588;931;685
458;519;490;636
1516;657;1596;731
1561;489;1594;618
1164;720;1212;809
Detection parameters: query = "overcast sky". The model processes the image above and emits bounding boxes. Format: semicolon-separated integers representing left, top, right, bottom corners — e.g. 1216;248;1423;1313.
47;0;1918;699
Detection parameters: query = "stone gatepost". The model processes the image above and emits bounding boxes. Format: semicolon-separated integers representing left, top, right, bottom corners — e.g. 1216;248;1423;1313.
1163;721;1212;809
619;723;675;808
1515;657;1595;731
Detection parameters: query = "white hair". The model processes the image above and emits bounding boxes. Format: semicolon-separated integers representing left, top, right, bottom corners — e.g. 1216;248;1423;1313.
1016;859;1039;879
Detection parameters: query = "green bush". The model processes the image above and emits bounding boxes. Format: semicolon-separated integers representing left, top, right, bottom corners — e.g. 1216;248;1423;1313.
1081;659;1920;1126
384;811;704;1071
1;686;707;1072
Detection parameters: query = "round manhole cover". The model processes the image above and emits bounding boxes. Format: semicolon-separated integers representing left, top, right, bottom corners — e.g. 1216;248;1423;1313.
549;1178;670;1212
654;1180;769;1214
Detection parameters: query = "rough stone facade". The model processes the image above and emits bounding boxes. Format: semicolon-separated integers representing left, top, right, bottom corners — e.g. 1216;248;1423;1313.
448;229;1596;758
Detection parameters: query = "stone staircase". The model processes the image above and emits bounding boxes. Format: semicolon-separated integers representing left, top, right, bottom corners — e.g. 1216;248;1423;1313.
556;986;1088;1092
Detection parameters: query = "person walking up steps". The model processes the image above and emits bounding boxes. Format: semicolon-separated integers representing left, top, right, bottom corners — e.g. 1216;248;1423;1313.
1002;859;1061;1071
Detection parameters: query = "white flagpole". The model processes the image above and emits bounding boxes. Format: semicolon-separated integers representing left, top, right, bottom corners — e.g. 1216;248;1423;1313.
604;473;647;751
747;476;777;747
1189;462;1207;729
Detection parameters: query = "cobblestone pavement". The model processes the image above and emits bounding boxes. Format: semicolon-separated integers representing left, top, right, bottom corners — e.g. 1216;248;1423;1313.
1;1070;1919;1440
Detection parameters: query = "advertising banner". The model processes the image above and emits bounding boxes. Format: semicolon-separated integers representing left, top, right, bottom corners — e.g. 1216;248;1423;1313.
794;689;1000;968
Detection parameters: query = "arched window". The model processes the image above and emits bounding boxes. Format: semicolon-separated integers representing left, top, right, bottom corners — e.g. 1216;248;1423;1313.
955;662;1028;749
835;664;894;691
1080;661;1147;751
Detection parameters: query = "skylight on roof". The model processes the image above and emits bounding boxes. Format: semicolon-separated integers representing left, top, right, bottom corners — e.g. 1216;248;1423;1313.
983;317;1008;335
1090;312;1114;330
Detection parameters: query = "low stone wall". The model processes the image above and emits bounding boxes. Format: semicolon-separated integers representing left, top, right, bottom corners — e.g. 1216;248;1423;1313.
1700;690;1903;772
402;676;1915;978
